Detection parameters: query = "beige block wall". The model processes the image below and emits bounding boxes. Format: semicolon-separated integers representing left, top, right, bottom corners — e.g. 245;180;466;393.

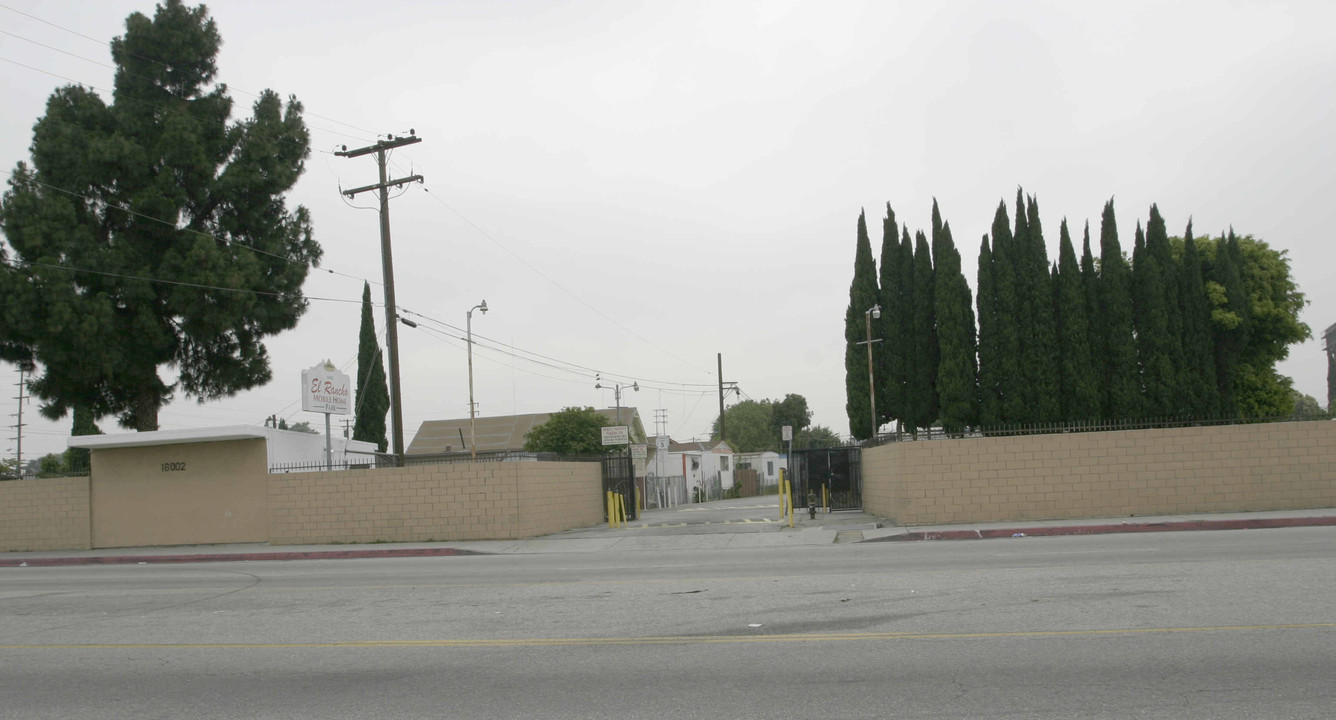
515;462;605;537
91;439;269;548
268;461;603;544
0;476;91;551
864;420;1336;525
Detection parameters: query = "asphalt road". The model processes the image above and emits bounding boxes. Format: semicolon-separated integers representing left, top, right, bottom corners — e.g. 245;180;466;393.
2;527;1333;719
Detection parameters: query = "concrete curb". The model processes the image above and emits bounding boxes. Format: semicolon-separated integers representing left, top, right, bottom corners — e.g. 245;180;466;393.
864;516;1336;543
0;546;487;568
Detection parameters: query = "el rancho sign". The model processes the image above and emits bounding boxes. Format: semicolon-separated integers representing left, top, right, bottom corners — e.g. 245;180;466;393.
301;360;351;415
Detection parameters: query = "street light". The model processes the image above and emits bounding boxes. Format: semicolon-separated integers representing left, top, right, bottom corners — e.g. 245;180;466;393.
594;376;639;428
467;299;487;459
863;304;882;440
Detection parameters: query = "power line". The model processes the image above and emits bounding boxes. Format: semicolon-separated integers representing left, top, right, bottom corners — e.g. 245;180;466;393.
1;258;362;305
0;168;381;289
417;186;714;379
0;4;378;139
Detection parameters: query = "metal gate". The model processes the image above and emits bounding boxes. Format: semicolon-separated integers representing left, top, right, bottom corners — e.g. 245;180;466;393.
601;450;638;521
790;446;862;511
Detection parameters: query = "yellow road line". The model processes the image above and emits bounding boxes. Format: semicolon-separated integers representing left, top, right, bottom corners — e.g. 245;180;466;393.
4;623;1332;650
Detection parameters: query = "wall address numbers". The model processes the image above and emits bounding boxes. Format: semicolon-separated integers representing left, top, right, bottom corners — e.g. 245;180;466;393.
161;462;187;472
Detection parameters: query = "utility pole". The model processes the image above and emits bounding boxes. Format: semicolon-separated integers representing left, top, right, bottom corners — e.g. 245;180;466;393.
9;364;29;477
336;131;423;465
717;353;725;443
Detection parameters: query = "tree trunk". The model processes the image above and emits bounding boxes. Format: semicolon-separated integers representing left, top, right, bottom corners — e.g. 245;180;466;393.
133;389;160;432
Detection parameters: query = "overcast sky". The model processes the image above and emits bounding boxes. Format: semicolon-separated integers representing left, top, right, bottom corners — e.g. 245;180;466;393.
3;0;1335;461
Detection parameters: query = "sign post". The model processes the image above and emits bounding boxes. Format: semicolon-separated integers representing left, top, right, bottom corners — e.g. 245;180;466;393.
302;360;351;469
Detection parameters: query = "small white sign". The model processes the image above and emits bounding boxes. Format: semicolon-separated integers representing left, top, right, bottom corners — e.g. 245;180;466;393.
656;435;670;451
301;360;351;415
601;425;629;445
782;425;793;442
631;443;647;459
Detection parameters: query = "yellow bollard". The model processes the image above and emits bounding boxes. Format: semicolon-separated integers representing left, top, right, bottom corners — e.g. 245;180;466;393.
607;491;615;529
787;479;795;528
618;493;627;528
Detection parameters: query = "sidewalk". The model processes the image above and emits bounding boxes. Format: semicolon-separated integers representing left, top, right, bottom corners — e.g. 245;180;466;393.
4;506;1335;567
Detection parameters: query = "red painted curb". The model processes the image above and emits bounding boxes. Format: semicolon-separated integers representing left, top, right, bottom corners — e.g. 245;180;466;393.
868;516;1336;543
1;546;487;568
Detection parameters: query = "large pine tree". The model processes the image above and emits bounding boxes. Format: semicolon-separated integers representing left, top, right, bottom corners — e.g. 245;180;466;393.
1054;219;1100;422
1097;200;1142;420
931;201;977;434
0;0;320;431
1177;222;1219;418
844;210;880;439
1210;231;1251;417
353;282;389;452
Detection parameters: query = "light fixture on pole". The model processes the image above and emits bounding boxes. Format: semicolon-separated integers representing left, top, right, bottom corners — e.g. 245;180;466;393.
594;376;639;428
859;304;882;440
466;300;487;459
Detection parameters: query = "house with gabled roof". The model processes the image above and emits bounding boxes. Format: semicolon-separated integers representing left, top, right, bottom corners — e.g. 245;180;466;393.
407;408;649;474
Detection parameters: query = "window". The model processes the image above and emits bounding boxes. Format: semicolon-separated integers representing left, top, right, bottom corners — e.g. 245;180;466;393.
720;456;730;471
767;461;774;476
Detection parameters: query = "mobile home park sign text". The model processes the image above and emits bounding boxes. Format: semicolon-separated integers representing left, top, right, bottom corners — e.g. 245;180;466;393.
301;361;351;415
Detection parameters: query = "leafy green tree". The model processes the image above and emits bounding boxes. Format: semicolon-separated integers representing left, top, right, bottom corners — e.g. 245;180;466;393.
0;0;320;431
288;420;319;435
1200;231;1309;417
770;393;812;440
1290;391;1325;418
877;205;907;429
844;210;880;439
352;282;389;452
1176;222;1219;418
1054;219;1099;422
795;424;842;449
64;404;102;475
931;201;977;433
711;400;776;452
905;231;938;434
277;417;289;430
37;453;66;478
1080;222;1101;419
523;406;613;455
1096;199;1142;420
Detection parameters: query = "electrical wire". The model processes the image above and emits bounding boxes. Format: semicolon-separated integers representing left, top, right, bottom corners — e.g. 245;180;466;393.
0;168;381;288
0;4;378;139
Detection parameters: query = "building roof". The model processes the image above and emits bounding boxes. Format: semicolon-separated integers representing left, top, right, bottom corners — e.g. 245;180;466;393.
407;408;646;455
67;425;271;449
665;438;733;454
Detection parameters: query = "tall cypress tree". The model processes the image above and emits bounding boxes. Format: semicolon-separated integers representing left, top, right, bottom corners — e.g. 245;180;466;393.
1148;206;1184;388
905;230;938;434
989;201;1025;424
1178;221;1219;418
1055;219;1100;422
353;282;389;452
845;210;880;439
1097;199;1142;420
1022;195;1061;422
932;202;977;433
877;205;906;429
976;235;1002;426
1211;230;1250;417
1080;222;1102;420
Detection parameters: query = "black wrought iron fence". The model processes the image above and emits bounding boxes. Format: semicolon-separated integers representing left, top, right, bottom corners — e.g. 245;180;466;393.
864;413;1331;448
269;450;605;473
